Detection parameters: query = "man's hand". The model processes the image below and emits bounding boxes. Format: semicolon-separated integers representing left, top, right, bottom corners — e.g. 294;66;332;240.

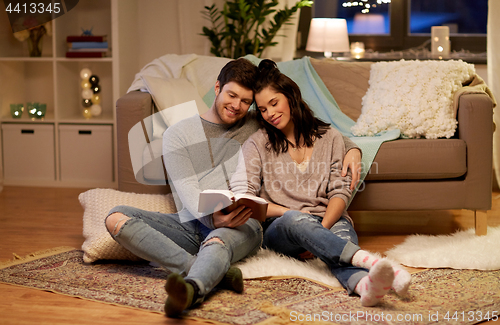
342;148;362;190
212;204;252;228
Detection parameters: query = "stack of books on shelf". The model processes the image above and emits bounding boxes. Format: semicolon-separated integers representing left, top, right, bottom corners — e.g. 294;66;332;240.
66;35;110;58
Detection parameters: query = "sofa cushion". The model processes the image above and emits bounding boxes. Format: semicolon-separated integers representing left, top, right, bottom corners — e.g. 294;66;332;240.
365;139;467;180
351;60;476;139
310;58;372;122
80;188;177;263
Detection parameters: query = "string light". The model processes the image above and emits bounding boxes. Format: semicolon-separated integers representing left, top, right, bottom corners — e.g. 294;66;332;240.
342;0;391;14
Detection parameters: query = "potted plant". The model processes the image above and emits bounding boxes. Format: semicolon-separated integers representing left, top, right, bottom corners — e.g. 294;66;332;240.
201;0;313;59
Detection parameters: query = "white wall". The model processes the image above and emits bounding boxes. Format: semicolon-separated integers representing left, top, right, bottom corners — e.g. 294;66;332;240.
134;0;222;69
129;0;300;71
137;0;183;68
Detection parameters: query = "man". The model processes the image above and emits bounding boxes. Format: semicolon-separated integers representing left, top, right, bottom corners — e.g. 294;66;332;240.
105;58;362;317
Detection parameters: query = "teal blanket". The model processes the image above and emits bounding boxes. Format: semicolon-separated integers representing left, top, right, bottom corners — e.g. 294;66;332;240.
204;55;400;205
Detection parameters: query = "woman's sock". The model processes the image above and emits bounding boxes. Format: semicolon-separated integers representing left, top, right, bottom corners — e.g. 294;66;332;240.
351;250;411;296
218;266;244;293
354;259;394;307
164;273;194;317
391;265;412;296
351;249;380;269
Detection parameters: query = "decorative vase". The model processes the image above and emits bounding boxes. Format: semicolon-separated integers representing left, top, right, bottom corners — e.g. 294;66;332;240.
27;27;45;57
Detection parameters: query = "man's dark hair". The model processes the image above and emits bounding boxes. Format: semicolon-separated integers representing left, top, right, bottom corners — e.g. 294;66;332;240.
254;59;330;154
217;58;258;91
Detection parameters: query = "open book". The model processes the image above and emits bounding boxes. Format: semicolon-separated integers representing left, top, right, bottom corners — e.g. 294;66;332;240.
198;190;268;222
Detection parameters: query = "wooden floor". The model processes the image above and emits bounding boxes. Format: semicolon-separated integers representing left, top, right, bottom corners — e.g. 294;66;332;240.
0;186;499;325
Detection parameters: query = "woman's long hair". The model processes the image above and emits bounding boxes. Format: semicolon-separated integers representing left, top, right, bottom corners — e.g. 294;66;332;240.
254;59;330;154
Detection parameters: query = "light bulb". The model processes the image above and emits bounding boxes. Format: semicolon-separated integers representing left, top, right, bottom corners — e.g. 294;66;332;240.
90;104;102;116
81;79;91;89
80;68;92;80
82;89;93;99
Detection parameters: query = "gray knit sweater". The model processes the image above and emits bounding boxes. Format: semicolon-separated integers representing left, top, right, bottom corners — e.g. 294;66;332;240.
163;113;260;228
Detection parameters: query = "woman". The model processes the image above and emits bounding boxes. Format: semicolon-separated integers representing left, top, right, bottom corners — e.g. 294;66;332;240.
231;59;411;306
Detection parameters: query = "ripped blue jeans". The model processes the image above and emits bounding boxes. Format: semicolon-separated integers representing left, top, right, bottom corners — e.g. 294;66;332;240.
262;210;367;294
106;205;262;300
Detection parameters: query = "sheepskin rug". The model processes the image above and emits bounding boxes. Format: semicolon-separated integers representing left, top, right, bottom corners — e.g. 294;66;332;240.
236;250;405;288
385;226;500;270
235;249;341;288
236;226;500;287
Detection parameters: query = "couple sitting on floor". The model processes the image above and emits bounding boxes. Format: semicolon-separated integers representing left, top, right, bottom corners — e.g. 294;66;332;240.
105;58;412;317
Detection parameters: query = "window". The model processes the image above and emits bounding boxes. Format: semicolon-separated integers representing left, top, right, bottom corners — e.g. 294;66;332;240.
300;0;487;53
337;0;391;35
409;0;487;35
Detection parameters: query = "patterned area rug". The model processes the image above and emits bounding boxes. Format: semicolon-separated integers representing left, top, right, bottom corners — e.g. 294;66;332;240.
1;248;499;325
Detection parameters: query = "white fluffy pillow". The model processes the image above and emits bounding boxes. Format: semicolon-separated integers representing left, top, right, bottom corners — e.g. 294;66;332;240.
79;188;176;263
141;76;210;140
351;60;475;139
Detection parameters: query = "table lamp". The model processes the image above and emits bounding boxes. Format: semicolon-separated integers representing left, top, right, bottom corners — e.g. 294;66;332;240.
306;18;350;58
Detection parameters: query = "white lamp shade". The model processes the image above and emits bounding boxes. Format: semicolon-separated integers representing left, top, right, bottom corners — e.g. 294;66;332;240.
306;18;350;53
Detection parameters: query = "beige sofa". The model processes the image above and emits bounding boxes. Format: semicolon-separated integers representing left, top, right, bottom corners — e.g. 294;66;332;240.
115;58;495;235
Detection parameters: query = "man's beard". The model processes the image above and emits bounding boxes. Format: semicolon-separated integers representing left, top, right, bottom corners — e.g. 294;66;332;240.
215;95;239;125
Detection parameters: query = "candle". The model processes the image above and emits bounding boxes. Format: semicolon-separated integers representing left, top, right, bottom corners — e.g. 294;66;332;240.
431;26;450;59
350;42;365;59
10;103;24;118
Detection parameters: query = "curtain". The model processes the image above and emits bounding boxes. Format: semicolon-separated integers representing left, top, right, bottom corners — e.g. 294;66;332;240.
488;0;500;188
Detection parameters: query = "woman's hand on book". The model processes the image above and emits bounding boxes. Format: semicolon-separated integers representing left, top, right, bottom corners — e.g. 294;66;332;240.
213;204;253;228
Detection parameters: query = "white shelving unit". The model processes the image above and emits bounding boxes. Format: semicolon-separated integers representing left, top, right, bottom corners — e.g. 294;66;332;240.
0;0;128;188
